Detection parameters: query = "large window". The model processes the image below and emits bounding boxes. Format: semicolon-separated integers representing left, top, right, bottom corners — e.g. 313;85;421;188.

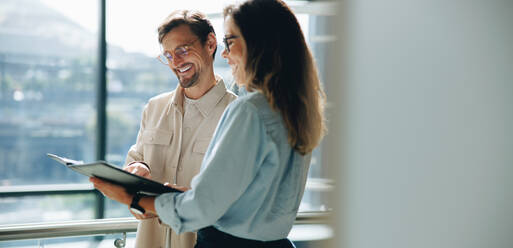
0;0;333;224
0;0;99;224
103;0;333;217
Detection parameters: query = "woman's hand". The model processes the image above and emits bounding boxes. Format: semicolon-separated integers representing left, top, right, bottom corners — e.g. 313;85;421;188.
89;177;132;205
90;177;158;219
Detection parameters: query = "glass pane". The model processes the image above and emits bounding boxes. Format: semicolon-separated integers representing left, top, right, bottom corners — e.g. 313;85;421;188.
104;0;236;217
104;1;238;168
0;194;95;225
299;13;335;213
104;1;333;217
0;0;98;186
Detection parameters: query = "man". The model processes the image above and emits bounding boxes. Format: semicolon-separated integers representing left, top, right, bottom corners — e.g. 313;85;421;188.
123;10;236;248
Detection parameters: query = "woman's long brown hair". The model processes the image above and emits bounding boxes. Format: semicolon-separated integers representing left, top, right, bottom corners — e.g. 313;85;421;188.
224;0;326;155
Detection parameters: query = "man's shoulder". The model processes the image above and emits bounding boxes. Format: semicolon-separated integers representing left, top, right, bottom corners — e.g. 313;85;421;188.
210;80;237;108
214;75;237;104
147;90;176;107
223;89;238;103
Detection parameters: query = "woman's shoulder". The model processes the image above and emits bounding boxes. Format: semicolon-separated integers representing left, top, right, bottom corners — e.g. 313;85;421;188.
228;92;285;136
229;92;271;115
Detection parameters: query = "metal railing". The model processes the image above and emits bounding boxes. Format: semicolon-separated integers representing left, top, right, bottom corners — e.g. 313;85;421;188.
0;217;136;242
0;211;330;241
0;181;333;246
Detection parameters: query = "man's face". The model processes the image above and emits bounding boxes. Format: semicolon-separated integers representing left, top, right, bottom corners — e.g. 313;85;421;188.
161;24;214;88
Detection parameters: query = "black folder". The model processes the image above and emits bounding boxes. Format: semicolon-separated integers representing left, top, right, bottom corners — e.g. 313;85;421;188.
47;153;181;195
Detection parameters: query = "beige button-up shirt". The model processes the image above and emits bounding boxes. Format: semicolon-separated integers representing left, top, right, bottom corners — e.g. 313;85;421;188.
125;76;236;248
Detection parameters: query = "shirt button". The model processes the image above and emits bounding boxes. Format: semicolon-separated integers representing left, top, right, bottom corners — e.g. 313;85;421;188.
150;136;154;141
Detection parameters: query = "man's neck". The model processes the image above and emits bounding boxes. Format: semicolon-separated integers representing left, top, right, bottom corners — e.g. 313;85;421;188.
184;71;217;100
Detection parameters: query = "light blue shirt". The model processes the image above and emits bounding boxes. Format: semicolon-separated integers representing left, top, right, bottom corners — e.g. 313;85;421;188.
229;81;248;97
155;91;311;241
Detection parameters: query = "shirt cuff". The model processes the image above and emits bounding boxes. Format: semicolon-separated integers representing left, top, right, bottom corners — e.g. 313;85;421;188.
155;192;183;233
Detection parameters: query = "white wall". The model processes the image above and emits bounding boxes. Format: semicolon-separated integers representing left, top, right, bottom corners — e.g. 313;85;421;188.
328;0;513;247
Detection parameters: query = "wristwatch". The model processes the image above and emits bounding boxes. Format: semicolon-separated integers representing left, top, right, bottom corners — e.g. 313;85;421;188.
130;192;146;215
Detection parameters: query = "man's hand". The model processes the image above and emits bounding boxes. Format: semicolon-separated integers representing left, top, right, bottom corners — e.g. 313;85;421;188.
164;182;191;192
129;209;158;220
124;162;151;179
123;163;155;219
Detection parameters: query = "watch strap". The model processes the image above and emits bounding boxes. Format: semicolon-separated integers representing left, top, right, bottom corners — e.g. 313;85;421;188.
130;192;146;214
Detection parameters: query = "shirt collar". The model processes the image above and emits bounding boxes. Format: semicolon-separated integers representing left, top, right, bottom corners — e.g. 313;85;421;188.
167;75;227;117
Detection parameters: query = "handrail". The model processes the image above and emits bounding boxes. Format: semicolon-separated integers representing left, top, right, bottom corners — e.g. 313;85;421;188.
0;218;136;241
0;211;331;242
295;211;331;225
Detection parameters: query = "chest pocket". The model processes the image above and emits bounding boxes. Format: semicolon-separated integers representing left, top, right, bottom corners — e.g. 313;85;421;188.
141;130;173;177
192;139;211;154
142;129;173;145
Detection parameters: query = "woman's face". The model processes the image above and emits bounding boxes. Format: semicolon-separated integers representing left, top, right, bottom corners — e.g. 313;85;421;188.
222;16;247;86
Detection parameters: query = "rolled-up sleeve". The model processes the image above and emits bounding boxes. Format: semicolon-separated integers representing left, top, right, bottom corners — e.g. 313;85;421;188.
155;99;269;233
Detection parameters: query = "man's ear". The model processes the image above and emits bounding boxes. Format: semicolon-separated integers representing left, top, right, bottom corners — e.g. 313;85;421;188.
206;32;217;56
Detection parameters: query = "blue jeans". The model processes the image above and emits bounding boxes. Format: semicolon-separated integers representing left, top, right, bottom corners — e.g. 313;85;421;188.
195;226;295;248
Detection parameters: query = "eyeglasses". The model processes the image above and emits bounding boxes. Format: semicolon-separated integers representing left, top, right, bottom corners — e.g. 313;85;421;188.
223;35;239;53
157;38;199;65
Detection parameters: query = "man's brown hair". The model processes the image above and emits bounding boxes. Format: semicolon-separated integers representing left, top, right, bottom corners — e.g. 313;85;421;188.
158;10;217;59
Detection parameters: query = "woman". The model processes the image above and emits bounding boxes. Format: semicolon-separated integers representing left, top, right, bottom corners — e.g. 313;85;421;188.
90;0;326;247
